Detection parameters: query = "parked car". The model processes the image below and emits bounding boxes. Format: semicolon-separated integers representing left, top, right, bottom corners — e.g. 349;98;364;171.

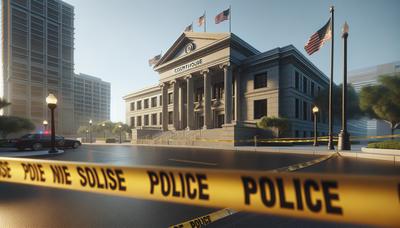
11;133;81;151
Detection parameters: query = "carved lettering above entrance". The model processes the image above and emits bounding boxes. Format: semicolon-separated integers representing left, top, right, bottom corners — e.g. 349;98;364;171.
174;59;203;74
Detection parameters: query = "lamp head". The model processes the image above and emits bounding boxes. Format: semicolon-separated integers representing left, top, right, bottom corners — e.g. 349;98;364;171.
89;119;93;124
312;106;319;113
118;125;122;128
46;93;57;105
342;21;349;35
43;120;48;125
102;123;105;127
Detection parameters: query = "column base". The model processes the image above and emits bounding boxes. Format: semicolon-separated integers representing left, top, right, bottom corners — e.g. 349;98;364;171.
338;130;351;150
327;134;335;150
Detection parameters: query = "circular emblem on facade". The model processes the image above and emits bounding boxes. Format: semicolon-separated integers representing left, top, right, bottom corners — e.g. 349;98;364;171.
184;42;196;54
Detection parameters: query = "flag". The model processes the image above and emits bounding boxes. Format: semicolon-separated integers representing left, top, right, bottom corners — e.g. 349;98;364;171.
148;54;161;67
184;23;193;32
304;19;332;55
215;8;230;24
198;14;205;26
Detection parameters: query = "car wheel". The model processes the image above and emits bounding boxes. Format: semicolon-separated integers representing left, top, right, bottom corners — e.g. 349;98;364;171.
32;143;43;151
72;142;80;149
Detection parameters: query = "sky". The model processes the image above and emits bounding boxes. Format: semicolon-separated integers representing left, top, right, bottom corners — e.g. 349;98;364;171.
2;0;400;122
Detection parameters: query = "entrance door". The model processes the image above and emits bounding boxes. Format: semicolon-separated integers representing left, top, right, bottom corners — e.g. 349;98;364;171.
198;116;204;129
217;114;224;128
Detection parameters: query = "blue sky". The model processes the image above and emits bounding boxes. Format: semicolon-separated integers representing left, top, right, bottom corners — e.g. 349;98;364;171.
3;0;400;122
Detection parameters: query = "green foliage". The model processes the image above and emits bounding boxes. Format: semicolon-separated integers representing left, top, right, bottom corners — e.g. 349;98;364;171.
0;116;35;138
76;121;131;137
313;84;363;120
367;140;400;150
112;122;130;134
257;116;290;137
359;74;400;134
0;98;11;110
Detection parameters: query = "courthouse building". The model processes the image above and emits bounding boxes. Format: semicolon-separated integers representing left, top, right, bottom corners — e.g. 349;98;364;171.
124;32;331;144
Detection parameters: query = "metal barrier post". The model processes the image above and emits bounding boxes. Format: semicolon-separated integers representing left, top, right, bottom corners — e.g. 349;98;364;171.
254;135;257;147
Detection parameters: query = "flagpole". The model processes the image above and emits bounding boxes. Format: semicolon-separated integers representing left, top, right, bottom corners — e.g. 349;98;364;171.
229;5;232;33
328;6;335;150
204;11;206;32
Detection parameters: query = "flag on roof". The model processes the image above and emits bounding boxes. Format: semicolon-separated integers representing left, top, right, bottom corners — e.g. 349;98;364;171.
184;23;193;32
304;19;332;55
198;13;205;26
148;54;161;67
215;8;230;24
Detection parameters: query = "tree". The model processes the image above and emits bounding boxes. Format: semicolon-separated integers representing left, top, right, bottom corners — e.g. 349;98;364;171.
313;84;363;120
257;116;290;137
0;98;11;110
359;74;400;137
0;116;35;138
112;123;130;135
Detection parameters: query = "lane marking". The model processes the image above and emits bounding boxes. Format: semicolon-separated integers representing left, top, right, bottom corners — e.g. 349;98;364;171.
170;152;338;227
168;158;217;166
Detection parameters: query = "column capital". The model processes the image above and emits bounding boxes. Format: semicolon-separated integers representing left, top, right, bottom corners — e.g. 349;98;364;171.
159;82;168;88
219;62;231;70
200;69;210;75
171;79;177;84
184;74;193;80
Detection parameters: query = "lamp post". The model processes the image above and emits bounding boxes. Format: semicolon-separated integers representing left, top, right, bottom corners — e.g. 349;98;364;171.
86;130;89;143
312;106;319;147
46;93;58;153
118;125;122;144
43;120;48;132
338;22;351;150
89;119;93;144
102;123;106;140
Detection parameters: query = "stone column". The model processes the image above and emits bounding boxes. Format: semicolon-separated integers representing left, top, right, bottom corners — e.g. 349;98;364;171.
185;75;194;130
172;80;179;130
202;69;212;129
222;63;232;124
160;82;168;131
179;81;186;129
234;68;240;122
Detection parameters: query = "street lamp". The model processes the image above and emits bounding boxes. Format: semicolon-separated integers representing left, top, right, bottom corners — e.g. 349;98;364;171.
43;120;48;132
118;125;122;144
86;129;89;143
89;119;93;144
46;93;58;153
338;22;351;150
312;106;319;147
102;123;106;140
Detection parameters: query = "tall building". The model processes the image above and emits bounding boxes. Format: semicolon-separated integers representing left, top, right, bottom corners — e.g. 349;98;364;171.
73;73;110;131
348;61;400;136
124;32;338;145
2;0;75;135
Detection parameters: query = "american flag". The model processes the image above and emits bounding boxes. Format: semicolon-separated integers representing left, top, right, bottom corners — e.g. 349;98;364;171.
215;9;230;24
148;54;161;67
184;23;193;32
198;14;205;26
304;19;332;55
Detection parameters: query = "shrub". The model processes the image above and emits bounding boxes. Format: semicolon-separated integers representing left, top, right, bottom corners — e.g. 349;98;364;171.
106;138;116;143
367;140;400;150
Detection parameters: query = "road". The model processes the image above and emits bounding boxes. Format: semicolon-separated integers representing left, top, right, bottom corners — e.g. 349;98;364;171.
0;144;398;228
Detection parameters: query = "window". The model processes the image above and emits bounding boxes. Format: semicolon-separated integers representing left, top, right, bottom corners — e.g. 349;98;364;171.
137;116;142;127
151;97;157;107
195;88;204;102
144;99;149;109
159;95;162;106
159;112;162;124
137;100;142;110
212;82;224;99
303;131;307;138
130;117;135;128
168;93;173;104
254;72;268;89
168;111;173;124
254;99;267;119
295;99;300;119
303;101;308;121
151;113;157;125
311;82;315;97
144;115;149;126
130;102;135;111
295;71;300;90
295;130;299;137
303;76;308;94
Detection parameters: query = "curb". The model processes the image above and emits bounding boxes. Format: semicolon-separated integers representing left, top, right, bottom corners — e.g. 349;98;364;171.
0;149;65;157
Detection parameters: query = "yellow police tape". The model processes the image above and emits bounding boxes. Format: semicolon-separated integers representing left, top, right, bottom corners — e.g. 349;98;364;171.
0;157;399;227
169;208;237;228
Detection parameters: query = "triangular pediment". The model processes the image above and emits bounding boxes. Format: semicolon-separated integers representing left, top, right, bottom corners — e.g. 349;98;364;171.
154;32;230;67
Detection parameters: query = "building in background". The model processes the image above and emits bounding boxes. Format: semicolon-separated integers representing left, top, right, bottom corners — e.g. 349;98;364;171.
348;61;400;136
2;0;75;135
74;73;110;132
124;32;340;146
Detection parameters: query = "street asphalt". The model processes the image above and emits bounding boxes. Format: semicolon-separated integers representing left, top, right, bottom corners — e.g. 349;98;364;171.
0;144;398;228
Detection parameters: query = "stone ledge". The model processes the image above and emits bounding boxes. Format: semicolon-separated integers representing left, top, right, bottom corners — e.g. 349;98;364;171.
361;147;400;156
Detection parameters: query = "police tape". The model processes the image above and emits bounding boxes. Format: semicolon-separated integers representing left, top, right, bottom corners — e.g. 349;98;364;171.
169;208;237;228
169;152;338;227
0;157;399;227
